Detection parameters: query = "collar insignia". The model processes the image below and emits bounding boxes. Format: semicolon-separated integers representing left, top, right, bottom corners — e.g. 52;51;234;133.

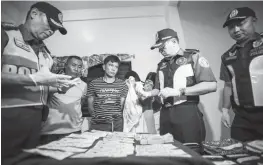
229;50;237;57
159;62;167;69
253;38;263;48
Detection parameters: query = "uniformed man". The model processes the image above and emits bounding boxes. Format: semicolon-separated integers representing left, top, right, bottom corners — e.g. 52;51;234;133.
220;7;263;142
1;2;74;160
150;28;217;145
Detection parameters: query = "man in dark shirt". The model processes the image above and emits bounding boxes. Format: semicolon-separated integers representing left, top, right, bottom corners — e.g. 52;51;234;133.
1;1;74;161
220;7;263;141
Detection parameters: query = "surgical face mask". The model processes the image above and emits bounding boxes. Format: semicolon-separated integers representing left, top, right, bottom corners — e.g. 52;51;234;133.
160;39;180;56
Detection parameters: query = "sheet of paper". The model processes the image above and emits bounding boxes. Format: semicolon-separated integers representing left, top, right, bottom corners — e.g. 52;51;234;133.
38;146;87;153
23;148;74;160
135;144;190;157
72;141;134;158
212;160;236;165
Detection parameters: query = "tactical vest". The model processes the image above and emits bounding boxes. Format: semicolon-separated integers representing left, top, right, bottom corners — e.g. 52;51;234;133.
157;49;200;107
1;28;53;108
222;34;263;108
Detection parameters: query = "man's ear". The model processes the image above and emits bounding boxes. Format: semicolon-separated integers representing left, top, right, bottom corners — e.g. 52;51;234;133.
29;8;39;19
251;17;257;27
102;64;105;71
253;17;257;22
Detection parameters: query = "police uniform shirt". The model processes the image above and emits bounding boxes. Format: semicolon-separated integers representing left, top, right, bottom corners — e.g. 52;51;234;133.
154;49;216;105
1;23;53;108
220;33;263;107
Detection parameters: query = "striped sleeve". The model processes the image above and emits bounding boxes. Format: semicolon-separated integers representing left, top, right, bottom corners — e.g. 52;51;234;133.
87;80;95;97
121;81;128;98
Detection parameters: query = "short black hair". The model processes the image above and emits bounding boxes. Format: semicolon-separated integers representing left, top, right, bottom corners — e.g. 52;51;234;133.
66;55;82;65
125;71;141;82
104;55;120;65
145;72;156;86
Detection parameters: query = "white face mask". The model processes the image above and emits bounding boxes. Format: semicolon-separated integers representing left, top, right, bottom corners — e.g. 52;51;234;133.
161;39;180;57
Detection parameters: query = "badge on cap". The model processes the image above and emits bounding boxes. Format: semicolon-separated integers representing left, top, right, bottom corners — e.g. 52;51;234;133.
198;57;209;68
230;9;238;18
58;13;63;23
176;57;187;65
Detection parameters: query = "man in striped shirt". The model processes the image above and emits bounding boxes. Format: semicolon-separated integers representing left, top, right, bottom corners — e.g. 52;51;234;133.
87;55;128;132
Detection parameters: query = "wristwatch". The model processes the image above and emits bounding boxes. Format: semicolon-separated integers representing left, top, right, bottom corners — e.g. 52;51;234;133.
57;87;65;94
179;88;186;96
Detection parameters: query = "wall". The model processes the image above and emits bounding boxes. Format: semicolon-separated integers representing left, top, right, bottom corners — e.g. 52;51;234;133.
1;1;26;23
44;5;185;80
1;1;184;81
178;1;263;141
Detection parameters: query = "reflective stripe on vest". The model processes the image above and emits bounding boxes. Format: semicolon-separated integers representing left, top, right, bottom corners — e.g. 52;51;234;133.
158;70;164;104
159;63;195;106
226;65;240;106
1;30;52;108
249;56;263;106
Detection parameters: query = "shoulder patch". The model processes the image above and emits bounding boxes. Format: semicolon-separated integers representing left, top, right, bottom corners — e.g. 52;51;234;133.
198;56;210;68
1;22;18;31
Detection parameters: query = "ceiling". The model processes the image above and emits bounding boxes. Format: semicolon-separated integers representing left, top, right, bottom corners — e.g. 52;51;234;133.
2;1;179;11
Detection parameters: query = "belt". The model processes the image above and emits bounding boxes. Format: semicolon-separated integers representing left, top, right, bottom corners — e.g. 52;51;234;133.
236;105;263;111
163;96;199;108
33;105;44;109
231;101;263;110
163;100;199;108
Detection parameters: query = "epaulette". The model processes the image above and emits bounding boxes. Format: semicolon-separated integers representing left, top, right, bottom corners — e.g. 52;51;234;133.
1;22;18;31
185;49;200;54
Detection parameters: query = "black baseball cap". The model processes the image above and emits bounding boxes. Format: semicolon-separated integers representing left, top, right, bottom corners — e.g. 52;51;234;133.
223;7;256;28
30;2;67;35
151;28;178;50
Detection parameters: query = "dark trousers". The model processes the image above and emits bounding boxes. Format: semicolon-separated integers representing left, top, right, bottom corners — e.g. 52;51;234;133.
160;102;206;144
91;118;123;132
1;107;42;159
231;107;263;142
